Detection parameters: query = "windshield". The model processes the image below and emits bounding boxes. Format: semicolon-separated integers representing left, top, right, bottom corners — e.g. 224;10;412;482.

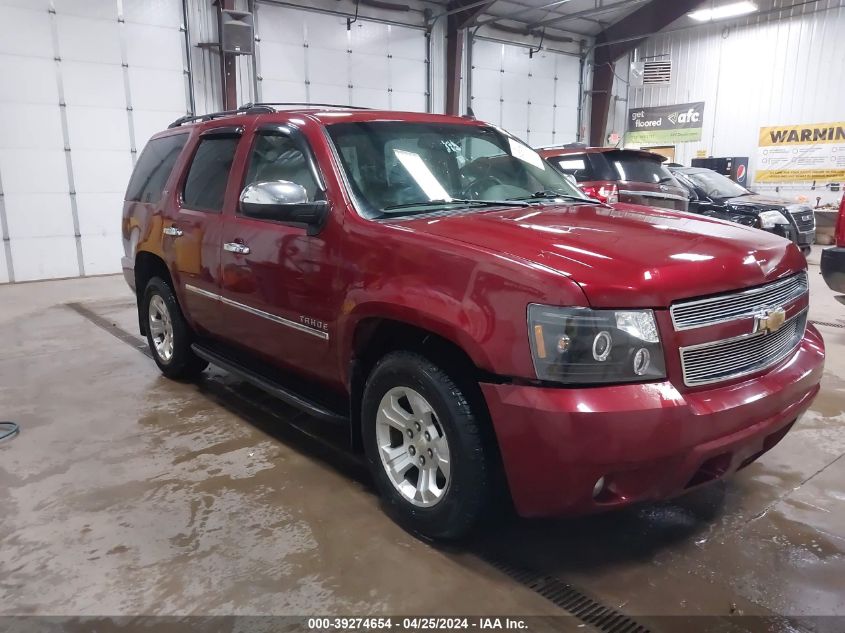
326;122;589;218
685;169;750;198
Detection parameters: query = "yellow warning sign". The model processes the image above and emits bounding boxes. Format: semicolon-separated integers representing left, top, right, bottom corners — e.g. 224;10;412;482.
757;121;845;183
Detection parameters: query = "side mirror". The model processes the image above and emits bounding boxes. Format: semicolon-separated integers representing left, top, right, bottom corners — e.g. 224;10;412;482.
239;181;328;234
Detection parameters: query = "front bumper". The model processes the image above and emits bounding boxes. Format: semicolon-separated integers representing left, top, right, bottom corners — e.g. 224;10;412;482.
481;325;825;518
821;247;845;293
797;229;816;248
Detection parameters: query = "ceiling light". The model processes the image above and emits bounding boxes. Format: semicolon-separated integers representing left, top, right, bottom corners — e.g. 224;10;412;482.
688;1;758;22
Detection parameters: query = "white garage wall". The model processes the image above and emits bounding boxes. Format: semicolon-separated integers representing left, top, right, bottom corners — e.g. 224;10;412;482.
619;1;845;204
0;0;190;282
469;37;580;147
253;2;428;112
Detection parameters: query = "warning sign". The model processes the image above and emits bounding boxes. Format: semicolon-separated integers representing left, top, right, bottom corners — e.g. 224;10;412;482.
757;121;845;183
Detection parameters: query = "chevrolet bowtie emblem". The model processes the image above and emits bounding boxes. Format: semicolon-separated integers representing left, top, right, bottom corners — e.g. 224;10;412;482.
754;306;786;334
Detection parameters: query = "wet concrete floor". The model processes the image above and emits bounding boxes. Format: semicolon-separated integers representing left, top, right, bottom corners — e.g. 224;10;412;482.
1;247;844;630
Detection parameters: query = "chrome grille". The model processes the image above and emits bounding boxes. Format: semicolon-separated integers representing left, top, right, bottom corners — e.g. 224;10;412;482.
670;272;808;330
789;208;815;232
680;311;807;387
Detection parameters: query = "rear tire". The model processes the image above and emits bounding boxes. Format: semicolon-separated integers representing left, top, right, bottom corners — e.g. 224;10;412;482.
142;277;208;379
362;351;495;540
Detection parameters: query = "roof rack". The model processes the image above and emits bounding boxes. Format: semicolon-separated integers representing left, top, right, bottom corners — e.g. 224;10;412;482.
167;103;275;129
167;102;372;129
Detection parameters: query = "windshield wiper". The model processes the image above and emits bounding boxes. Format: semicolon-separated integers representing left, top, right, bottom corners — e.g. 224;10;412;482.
509;190;602;204
381;198;528;212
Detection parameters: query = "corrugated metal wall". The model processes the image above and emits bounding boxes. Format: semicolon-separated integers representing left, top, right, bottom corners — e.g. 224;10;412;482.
615;0;845;203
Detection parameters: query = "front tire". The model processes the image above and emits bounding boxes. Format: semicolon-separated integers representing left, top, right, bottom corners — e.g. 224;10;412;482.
362;351;495;540
142;277;208;379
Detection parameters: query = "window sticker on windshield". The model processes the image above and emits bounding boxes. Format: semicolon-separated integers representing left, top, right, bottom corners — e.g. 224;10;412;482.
393;149;451;201
507;138;545;170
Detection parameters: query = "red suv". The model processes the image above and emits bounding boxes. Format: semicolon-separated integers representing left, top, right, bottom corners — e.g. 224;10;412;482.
122;104;824;539
539;146;689;211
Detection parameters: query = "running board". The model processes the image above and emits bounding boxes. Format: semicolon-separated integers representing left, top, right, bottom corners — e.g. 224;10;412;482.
191;343;348;424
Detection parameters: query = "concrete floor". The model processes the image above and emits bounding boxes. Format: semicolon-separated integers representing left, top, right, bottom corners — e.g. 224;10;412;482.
1;247;844;629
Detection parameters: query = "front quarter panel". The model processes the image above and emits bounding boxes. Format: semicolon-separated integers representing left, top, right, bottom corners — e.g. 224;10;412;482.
336;217;589;382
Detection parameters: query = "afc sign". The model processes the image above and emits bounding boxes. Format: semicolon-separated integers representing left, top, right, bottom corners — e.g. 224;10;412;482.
627;101;705;142
668;108;700;125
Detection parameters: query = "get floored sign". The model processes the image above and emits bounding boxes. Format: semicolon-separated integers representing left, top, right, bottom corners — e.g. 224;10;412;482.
757;121;845;183
626;102;704;144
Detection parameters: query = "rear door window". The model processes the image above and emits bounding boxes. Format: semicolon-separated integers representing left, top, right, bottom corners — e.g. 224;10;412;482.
125;133;188;203
182;136;240;212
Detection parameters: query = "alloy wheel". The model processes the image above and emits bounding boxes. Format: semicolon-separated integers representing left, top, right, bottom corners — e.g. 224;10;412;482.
148;294;174;363
375;386;451;507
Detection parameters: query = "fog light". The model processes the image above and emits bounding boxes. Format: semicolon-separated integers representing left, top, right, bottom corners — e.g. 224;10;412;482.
592;476;606;499
592;331;612;361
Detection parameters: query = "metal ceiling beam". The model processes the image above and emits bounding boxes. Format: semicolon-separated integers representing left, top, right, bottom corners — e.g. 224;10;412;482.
474;0;574;26
482;0;603;29
529;0;651;29
588;0;706;146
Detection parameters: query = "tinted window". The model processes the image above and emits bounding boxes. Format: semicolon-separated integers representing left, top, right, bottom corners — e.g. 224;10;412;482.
125;134;187;203
605;152;677;185
244;134;319;201
183;136;240;212
548;154;593;181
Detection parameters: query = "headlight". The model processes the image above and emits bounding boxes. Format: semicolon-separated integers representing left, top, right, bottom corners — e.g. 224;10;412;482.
758;210;790;229
528;304;666;384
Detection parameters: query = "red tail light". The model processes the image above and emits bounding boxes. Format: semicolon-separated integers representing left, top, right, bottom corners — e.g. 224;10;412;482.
580;183;619;204
836;195;845;247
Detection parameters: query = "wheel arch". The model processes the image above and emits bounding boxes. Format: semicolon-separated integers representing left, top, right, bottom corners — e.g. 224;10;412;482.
134;251;174;336
347;317;498;453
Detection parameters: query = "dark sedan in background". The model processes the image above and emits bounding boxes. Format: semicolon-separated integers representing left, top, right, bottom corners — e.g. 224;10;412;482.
540;146;689;211
671;166;816;255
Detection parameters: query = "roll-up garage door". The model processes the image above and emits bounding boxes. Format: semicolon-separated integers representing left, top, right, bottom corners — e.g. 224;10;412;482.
470;38;579;147
254;2;427;111
0;0;189;282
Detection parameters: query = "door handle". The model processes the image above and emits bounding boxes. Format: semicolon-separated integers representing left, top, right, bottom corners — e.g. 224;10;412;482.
224;242;251;255
163;226;183;237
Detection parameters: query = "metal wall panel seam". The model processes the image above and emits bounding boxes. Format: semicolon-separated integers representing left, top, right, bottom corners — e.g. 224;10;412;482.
387;25;394;110
115;0;138;166
498;42;504;126
551;56;558;143
0;169;14;283
303;14;311;103
250;0;262;102
181;0;196;115
346;24;353;106
48;4;85;277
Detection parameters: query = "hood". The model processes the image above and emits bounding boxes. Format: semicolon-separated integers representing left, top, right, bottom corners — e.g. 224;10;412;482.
396;203;805;308
722;193;789;211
